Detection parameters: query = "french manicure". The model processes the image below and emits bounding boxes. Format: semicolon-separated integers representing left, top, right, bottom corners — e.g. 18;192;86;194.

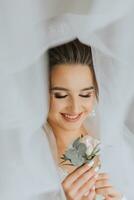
87;160;94;167
94;173;99;179
84;191;89;196
94;166;99;172
92;186;95;190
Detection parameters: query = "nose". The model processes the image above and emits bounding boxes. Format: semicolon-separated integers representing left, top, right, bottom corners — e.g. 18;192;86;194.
68;96;81;113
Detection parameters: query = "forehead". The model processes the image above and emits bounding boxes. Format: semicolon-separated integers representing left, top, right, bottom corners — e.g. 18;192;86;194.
50;64;93;90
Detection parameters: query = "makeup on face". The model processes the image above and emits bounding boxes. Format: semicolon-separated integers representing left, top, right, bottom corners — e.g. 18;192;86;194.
48;64;96;131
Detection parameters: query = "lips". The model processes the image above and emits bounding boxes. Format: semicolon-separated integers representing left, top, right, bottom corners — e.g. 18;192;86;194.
60;112;83;122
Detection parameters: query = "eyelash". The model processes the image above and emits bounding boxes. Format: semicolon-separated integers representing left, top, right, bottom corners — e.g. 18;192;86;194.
54;94;92;99
79;94;92;98
54;94;68;99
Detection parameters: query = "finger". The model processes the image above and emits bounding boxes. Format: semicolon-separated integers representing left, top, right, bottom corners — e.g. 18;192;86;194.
62;161;94;187
92;155;100;166
106;196;121;200
97;173;109;180
62;159;97;189
95;186;120;198
106;197;116;200
76;173;98;199
87;187;96;200
95;179;112;189
70;165;100;194
65;176;97;200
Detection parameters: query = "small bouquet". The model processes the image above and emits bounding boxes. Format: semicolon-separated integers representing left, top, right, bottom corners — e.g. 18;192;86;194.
60;135;100;167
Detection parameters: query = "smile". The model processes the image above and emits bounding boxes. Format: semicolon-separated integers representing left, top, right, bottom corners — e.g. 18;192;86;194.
60;113;83;122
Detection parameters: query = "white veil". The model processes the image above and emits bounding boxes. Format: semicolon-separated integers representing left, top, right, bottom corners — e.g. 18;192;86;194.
0;0;134;199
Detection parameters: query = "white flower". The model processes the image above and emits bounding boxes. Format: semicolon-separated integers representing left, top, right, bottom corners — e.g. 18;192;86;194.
93;138;100;148
61;135;101;167
80;135;100;156
86;146;94;156
80;135;93;148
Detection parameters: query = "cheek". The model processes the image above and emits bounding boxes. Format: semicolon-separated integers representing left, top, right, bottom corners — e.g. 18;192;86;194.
84;98;95;113
49;98;65;113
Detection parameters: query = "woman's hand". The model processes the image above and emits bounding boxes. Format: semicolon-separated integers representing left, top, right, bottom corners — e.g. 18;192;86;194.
62;160;99;200
95;173;123;200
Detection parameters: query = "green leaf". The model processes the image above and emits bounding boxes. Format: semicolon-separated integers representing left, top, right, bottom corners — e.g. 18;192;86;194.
60;136;101;167
71;154;85;166
73;137;81;149
77;143;87;156
65;148;77;160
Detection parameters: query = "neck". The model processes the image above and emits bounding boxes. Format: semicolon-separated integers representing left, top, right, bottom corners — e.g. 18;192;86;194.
47;120;87;152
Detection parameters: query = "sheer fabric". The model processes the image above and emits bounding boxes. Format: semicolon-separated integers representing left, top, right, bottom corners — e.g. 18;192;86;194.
0;0;134;199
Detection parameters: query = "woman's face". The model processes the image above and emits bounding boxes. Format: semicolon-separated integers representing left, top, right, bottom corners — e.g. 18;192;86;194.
48;64;96;132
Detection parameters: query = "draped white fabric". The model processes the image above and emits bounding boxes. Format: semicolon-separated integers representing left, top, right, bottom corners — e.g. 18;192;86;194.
0;0;134;199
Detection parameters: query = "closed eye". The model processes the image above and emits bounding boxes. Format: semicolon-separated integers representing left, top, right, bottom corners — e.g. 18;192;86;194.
79;94;92;98
54;94;68;99
79;90;95;98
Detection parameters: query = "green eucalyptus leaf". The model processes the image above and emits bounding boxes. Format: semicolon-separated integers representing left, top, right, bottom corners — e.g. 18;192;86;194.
77;143;87;156
65;148;77;160
71;154;85;166
61;135;101;167
73;137;81;149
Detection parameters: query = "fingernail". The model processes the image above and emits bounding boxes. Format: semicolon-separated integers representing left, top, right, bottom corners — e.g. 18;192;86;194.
87;160;94;167
84;191;89;196
94;166;99;172
94;173;99;179
92;186;95;190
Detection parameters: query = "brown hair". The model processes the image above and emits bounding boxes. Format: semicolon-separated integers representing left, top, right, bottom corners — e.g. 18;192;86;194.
48;39;99;100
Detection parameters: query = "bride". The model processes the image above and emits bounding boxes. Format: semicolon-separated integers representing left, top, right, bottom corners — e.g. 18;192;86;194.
44;39;125;200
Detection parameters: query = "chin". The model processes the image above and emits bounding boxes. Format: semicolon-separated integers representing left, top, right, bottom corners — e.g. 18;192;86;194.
60;120;83;131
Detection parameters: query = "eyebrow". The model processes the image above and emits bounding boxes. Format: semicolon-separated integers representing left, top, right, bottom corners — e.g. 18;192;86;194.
50;86;95;92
